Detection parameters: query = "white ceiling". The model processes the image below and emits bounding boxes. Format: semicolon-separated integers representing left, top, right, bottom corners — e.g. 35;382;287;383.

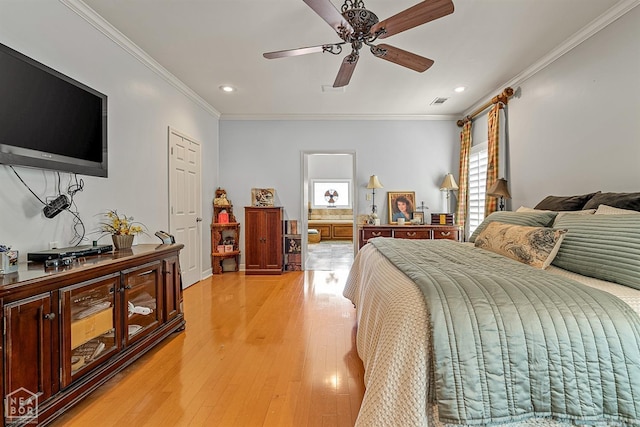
81;0;627;118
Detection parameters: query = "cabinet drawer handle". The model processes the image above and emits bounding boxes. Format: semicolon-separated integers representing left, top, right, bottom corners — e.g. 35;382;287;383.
372;232;382;237
440;232;451;236
407;232;417;237
44;313;56;320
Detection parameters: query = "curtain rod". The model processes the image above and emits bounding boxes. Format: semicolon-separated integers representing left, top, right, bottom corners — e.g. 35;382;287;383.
456;87;514;127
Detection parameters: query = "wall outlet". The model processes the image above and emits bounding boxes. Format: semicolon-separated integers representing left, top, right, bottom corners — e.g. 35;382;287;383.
49;241;59;249
366;194;372;201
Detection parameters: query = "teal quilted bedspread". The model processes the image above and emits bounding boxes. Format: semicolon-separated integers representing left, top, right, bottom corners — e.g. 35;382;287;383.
370;238;640;426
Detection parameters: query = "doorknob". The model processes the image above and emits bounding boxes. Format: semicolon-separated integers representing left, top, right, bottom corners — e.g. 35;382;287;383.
196;217;203;222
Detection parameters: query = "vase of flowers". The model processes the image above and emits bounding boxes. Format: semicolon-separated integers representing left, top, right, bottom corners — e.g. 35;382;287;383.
98;210;146;250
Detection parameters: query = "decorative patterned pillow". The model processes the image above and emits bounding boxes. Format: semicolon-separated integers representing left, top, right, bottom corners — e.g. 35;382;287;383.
469;211;558;243
474;222;567;269
552;214;640;290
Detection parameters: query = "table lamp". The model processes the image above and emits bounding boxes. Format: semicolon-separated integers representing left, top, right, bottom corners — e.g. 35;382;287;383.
487;178;511;211
367;175;383;224
439;173;458;213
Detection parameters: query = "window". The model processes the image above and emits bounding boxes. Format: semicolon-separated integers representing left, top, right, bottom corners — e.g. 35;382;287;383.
467;143;488;235
311;180;351;208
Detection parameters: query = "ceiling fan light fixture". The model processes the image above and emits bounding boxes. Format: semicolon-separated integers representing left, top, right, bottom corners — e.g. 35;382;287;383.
219;85;236;93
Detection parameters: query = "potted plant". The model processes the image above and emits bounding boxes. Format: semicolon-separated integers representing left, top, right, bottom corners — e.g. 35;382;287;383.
98;210;147;250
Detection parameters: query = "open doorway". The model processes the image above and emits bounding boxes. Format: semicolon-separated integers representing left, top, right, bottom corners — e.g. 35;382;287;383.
301;151;357;271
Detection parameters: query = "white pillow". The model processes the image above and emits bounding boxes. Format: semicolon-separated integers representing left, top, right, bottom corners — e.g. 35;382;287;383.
516;206;545;212
594;204;640;215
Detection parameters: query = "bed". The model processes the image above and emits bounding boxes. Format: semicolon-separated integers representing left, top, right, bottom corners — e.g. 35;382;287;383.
344;195;640;427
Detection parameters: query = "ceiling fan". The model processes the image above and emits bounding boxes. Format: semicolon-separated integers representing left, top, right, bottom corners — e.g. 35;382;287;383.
263;0;454;87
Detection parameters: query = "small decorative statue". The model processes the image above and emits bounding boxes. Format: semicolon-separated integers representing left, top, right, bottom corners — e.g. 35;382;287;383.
214;187;230;206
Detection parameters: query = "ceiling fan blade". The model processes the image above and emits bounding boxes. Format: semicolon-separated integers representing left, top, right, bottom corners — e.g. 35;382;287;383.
373;44;434;72
371;0;454;39
303;0;354;35
333;54;359;87
263;43;343;59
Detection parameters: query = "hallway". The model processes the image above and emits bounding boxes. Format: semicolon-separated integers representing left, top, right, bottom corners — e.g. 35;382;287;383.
305;240;355;271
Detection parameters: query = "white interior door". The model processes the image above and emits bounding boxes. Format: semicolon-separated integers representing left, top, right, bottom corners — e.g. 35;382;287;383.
169;127;202;288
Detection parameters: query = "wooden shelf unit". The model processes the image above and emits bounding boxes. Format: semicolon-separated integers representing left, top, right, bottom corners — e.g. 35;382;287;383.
210;221;241;274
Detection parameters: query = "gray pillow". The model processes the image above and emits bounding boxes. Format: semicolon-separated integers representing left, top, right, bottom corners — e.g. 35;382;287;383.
534;192;599;211
582;192;640;211
552;214;640;290
469;211;558;243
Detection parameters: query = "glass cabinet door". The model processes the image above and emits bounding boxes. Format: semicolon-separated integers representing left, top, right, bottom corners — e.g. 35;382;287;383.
122;261;163;346
61;274;120;387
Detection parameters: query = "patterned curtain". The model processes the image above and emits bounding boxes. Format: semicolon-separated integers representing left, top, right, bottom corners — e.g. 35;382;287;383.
455;121;472;229
484;104;501;216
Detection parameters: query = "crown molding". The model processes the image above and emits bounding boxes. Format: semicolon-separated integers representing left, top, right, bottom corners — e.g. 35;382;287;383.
463;0;640;117
219;114;458;121
60;0;221;118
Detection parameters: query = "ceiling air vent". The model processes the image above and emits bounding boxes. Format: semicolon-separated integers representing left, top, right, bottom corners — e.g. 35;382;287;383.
430;97;448;105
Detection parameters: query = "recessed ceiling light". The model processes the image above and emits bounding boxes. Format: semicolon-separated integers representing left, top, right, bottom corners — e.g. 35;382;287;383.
454;86;466;93
219;85;236;93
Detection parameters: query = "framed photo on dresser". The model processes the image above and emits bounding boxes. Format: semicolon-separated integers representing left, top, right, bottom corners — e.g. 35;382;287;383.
412;211;424;224
251;188;275;207
387;191;415;224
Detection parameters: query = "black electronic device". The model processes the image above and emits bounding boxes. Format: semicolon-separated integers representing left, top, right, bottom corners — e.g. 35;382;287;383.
0;42;108;177
43;194;70;218
155;230;175;244
28;244;113;263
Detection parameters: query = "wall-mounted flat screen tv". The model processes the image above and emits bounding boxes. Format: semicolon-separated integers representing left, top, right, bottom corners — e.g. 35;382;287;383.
0;42;107;177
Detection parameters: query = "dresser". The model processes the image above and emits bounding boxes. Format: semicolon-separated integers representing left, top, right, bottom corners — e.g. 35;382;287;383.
0;244;184;426
358;224;461;249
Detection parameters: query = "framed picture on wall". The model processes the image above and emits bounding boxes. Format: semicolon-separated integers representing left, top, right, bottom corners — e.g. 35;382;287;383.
251;188;275;206
388;191;416;224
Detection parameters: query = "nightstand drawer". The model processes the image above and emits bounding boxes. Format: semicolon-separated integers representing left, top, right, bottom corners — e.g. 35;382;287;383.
361;228;392;241
393;229;431;239
432;228;458;240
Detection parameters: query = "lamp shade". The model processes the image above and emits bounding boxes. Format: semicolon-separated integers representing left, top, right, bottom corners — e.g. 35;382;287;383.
487;178;511;199
367;175;383;189
439;173;459;191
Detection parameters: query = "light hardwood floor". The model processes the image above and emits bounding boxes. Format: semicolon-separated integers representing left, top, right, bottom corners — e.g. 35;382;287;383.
51;270;365;426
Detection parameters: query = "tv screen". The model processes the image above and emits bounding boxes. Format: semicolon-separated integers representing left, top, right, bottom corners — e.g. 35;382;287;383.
0;42;107;177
